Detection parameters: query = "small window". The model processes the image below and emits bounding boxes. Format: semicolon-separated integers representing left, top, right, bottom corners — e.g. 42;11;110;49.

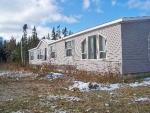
99;35;106;59
30;52;34;60
44;48;47;60
88;35;97;59
50;45;56;58
65;41;73;57
42;48;47;61
37;50;41;59
40;50;42;59
81;39;87;59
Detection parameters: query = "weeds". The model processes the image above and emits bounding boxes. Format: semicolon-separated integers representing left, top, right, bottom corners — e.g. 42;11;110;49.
0;63;150;112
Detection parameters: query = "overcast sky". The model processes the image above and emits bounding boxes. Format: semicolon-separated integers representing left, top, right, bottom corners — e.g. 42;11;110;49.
0;0;150;41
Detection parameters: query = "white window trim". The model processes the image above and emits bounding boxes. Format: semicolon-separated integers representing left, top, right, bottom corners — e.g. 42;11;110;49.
30;51;34;60
87;35;98;60
37;49;41;60
81;34;107;61
41;48;47;61
98;33;107;60
50;44;56;59
81;38;87;60
65;40;74;57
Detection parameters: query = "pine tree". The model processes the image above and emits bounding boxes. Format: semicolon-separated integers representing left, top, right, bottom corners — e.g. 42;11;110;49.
62;27;68;37
52;27;56;40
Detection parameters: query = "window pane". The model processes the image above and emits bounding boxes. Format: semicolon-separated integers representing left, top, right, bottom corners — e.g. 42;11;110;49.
51;46;55;52
66;41;72;49
82;54;87;59
82;39;86;53
51;52;55;58
66;49;72;56
88;35;97;59
100;52;106;59
99;36;106;51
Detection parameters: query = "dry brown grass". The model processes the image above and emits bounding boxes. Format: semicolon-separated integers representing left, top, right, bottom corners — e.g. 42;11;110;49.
1;63;149;84
0;74;150;113
0;63;150;112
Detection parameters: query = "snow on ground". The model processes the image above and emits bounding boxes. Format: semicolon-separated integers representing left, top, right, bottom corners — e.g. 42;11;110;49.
135;97;150;102
129;81;150;87
142;77;150;80
47;95;81;102
69;78;150;92
0;70;38;78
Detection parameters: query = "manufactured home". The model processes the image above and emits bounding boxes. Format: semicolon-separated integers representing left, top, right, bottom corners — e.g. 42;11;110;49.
29;16;150;74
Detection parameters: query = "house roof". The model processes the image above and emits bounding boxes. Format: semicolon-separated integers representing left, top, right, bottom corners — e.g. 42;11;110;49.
28;39;55;51
29;16;150;52
47;16;150;45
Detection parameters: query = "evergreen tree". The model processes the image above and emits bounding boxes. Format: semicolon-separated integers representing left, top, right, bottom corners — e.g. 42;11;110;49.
6;36;16;63
56;25;61;39
52;27;56;40
62;27;68;37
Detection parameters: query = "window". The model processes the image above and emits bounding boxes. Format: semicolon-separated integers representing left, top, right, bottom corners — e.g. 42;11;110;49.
65;40;74;57
148;35;150;59
44;48;47;60
37;50;41;59
42;48;47;61
99;35;106;59
50;45;56;58
88;35;97;59
81;34;107;60
30;52;34;60
81;39;87;59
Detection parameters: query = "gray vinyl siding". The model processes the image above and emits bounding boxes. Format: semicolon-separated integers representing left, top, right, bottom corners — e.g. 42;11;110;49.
121;20;150;74
29;41;49;65
50;23;122;73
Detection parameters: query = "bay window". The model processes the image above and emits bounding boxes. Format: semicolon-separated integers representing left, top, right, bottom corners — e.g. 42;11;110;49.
88;35;97;59
81;39;87;59
81;34;106;60
99;35;106;59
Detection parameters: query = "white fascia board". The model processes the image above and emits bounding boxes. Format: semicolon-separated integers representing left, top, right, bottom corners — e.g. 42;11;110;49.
28;47;37;52
45;16;150;47
48;18;123;45
48;16;150;46
122;16;150;22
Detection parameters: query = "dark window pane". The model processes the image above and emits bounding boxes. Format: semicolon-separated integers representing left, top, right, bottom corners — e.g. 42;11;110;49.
66;49;72;56
88;35;97;59
100;52;106;59
82;54;87;59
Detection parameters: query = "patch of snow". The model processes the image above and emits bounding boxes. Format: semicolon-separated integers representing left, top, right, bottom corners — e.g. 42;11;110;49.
6;98;13;102
69;81;124;92
12;111;24;113
105;103;109;106
135;97;150;102
69;80;150;92
142;77;150;81
129;81;150;87
47;95;81;102
0;70;38;78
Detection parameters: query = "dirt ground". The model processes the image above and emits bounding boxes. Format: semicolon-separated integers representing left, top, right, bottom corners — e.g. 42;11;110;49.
0;70;150;113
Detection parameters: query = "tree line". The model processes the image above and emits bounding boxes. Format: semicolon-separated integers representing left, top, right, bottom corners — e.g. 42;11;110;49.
0;24;73;65
0;25;40;65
